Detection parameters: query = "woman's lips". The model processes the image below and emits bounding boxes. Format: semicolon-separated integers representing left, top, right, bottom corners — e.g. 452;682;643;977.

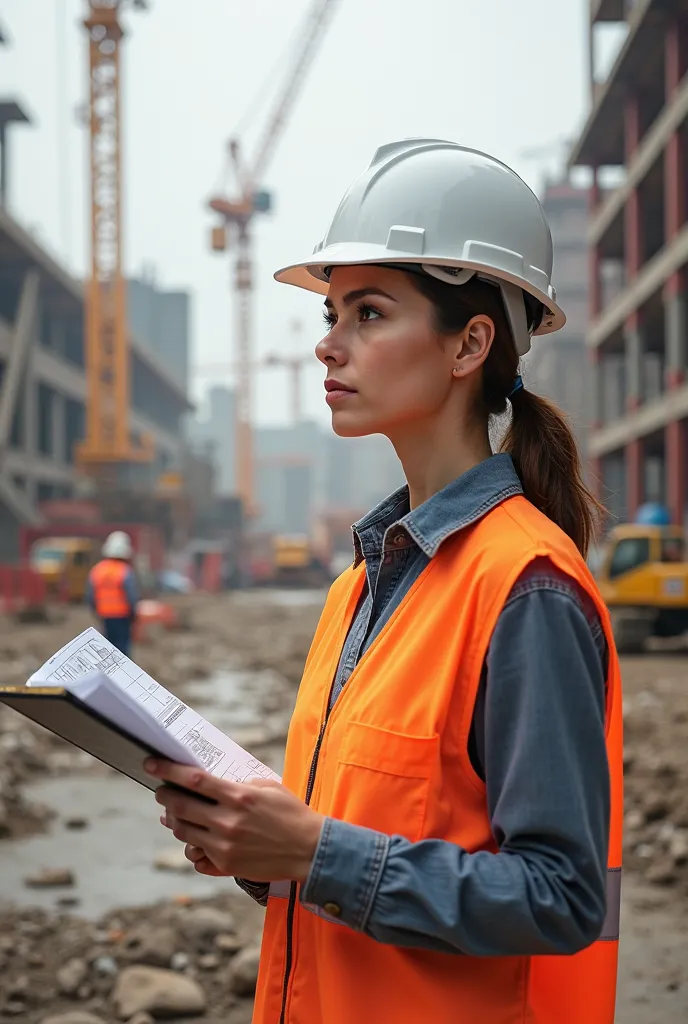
324;380;357;404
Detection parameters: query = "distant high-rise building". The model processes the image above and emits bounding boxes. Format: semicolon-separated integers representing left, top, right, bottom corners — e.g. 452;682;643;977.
128;274;190;395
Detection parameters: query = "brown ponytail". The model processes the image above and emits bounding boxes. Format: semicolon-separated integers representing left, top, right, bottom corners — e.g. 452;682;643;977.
499;389;602;556
408;270;603;556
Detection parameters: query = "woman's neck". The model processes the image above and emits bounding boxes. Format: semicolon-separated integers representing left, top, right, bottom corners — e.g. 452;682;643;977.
390;417;492;510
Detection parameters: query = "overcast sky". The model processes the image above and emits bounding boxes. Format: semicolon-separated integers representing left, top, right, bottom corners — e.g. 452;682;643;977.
1;0;592;426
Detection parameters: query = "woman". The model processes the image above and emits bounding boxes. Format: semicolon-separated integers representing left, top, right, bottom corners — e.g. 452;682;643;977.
147;140;623;1024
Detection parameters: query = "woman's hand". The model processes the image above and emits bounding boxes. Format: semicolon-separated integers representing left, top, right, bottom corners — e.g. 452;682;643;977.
145;758;324;883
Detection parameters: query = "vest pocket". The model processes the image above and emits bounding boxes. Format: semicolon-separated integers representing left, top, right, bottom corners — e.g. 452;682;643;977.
331;721;439;842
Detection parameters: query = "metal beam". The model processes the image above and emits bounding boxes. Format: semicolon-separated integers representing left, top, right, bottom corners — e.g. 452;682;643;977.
569;0;654;168
0;269;38;460
589;71;688;245
588;223;688;348
588;382;688;456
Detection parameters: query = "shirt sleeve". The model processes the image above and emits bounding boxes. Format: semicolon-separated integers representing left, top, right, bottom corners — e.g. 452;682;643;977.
122;568;139;612
300;572;610;956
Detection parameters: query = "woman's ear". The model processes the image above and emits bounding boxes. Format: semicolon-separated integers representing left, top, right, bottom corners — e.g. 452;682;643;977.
451;315;495;377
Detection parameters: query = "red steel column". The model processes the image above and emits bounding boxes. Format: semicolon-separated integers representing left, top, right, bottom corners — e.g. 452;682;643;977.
588;169;604;499
666;420;687;526
665;19;688;524
624;96;644;518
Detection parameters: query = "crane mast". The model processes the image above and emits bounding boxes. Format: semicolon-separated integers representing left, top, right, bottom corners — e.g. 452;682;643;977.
78;0;152;471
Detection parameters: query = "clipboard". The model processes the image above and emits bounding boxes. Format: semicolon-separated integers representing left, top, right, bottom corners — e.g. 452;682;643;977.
0;686;216;804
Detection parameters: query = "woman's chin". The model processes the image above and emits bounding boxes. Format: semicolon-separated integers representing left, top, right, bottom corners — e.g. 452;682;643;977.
330;411;378;439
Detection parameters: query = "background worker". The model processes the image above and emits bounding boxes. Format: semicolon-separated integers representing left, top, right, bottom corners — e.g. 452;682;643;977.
148;140;623;1024
87;531;139;656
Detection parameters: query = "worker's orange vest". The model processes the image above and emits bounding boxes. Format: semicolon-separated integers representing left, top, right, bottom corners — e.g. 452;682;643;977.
253;495;623;1024
89;559;131;619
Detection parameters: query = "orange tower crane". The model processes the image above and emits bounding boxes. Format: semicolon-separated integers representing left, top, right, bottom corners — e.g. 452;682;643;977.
78;0;153;473
208;0;339;514
194;352;312;427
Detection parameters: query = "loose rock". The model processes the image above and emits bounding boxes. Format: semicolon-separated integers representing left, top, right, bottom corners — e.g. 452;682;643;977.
57;957;89;995
178;906;236;944
65;817;89;830
124;925;178;968
153;849;193;873
39;1014;107;1024
198;953;220;970
215;932;242;954
24;867;75;888
229;946;261;997
112;965;207;1019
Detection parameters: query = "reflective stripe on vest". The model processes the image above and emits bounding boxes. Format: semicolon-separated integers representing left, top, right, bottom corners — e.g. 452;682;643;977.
252;494;624;1024
89;559;130;618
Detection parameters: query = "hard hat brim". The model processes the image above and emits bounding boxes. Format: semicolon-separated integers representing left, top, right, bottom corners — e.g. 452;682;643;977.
275;243;566;337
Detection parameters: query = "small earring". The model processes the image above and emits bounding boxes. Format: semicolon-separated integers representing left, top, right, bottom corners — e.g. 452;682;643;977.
452;367;461;376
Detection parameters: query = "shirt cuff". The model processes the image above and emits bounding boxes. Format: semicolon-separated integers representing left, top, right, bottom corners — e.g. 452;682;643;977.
234;877;269;906
300;817;390;931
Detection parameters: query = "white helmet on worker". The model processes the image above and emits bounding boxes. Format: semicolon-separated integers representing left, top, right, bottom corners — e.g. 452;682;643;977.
275;138;565;357
102;531;133;561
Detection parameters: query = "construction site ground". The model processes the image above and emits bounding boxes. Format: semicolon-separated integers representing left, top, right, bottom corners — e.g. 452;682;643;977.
0;592;686;1023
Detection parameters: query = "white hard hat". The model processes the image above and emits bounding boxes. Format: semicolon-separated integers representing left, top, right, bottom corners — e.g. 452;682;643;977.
102;531;133;560
275;138;566;356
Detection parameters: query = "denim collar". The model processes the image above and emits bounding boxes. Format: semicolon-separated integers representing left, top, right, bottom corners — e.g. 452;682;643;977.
352;453;523;567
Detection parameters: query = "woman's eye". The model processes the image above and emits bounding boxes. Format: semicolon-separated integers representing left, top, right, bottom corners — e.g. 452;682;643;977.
322;310;337;331
358;304;382;322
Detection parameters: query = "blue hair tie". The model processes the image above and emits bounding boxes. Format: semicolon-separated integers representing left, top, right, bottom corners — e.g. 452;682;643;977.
509;375;524;398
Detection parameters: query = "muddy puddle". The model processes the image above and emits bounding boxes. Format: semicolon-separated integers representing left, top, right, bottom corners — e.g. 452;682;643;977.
0;666;289;919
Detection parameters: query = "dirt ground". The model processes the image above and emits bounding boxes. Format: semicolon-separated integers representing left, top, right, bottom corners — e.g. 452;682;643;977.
0;593;686;1022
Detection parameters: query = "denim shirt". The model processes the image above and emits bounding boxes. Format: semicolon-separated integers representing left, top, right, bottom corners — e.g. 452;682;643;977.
240;455;611;957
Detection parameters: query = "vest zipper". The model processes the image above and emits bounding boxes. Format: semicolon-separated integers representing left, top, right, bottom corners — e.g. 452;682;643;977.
279;720;327;1024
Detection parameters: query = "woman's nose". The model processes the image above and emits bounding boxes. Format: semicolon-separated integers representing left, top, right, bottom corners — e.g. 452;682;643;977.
315;330;346;366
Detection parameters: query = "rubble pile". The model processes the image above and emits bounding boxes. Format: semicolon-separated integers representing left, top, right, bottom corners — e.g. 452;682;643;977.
622;660;688;894
0;895;261;1023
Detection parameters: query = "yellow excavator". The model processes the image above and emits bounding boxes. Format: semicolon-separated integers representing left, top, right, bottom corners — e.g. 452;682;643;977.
272;534;331;588
591;504;688;653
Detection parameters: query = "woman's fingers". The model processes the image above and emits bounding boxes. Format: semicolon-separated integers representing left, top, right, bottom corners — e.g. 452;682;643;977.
185;844;224;876
167;818;210;850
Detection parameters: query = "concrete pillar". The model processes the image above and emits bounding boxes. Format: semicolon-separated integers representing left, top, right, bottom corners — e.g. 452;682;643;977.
624;97;643;290
589;454;602;503
626;439;643;519
24;365;36;456
589;168;602;319
666;419;687;526
624;319;644;411
589;348;602;430
52;391;66;464
665;277;687;388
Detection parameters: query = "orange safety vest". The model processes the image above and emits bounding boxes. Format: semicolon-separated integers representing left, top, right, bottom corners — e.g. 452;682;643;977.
89;559;131;619
253;494;623;1024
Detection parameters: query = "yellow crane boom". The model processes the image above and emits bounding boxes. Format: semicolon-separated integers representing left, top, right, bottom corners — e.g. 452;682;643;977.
78;0;153;471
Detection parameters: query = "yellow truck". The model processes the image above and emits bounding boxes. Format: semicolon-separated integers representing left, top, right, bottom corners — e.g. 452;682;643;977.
592;522;688;653
272;534;331;588
29;537;96;602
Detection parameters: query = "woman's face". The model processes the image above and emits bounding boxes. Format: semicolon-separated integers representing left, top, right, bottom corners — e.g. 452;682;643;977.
316;265;458;438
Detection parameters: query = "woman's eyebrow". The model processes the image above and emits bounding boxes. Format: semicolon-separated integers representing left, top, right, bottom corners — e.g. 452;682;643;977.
324;287;398;309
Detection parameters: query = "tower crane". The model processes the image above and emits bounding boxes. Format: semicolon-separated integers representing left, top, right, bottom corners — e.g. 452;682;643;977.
194;352;312;428
194;320;312;426
78;0;153;475
208;0;339;514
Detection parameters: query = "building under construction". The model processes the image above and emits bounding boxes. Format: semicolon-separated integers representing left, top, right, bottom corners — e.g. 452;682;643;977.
0;203;191;559
570;0;688;526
